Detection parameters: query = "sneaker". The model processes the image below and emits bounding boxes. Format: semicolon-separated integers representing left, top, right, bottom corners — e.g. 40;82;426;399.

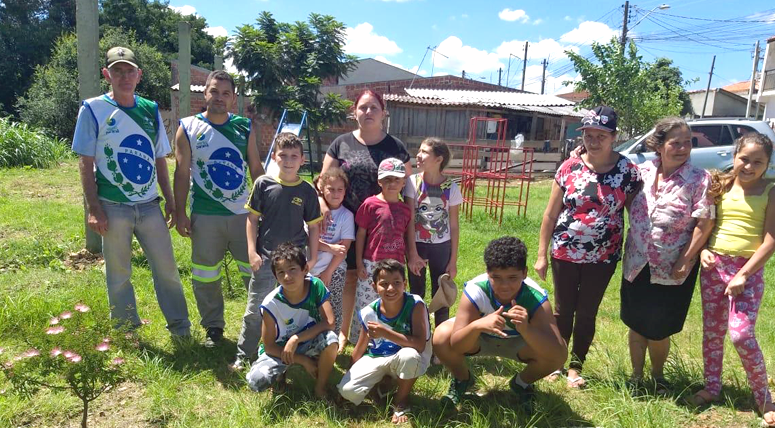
441;372;475;407
509;375;535;413
204;328;224;348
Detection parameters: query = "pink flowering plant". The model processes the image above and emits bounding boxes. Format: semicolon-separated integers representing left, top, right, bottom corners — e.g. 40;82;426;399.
1;302;133;428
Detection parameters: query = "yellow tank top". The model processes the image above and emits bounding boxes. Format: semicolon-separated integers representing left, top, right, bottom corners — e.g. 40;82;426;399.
708;182;774;256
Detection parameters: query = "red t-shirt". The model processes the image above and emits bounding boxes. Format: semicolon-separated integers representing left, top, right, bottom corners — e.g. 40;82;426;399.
355;196;412;262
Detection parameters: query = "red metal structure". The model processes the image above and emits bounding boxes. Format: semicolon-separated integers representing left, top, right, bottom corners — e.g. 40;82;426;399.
456;117;533;225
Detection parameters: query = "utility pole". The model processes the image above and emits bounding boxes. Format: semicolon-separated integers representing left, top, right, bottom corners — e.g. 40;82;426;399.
521;41;528;91
540;59;548;94
178;22;191;119
746;40;761;118
620;1;630;53
700;55;716;118
498;68;502;86
76;0;102;253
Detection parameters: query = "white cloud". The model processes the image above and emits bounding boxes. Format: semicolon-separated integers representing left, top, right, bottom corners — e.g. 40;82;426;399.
533;18;544;25
204;26;228;38
431;24;438;30
520;64;576;94
374;56;426;76
560;21;619;45
345;23;402;56
495;38;578;62
461;14;469;19
498;8;529;23
168;4;197;16
432;36;504;75
564;16;572;21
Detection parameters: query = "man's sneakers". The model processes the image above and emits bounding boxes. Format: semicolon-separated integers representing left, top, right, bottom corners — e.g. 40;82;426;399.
441;372;475;407
509;375;535;413
204;327;224;348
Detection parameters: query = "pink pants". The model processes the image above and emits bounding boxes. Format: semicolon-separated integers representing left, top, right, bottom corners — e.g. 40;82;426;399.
700;252;772;408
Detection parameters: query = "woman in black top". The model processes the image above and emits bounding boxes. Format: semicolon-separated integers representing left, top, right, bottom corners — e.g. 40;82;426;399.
321;89;422;349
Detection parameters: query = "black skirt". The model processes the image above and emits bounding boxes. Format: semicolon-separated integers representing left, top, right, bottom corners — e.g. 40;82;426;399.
620;262;700;341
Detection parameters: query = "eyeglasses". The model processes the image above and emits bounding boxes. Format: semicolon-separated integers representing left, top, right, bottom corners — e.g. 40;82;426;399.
108;68;138;78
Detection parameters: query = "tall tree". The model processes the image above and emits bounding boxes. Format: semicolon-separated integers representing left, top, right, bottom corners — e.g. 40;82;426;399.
229;12;356;133
0;0;76;115
647;57;696;117
565;39;686;137
99;0;215;68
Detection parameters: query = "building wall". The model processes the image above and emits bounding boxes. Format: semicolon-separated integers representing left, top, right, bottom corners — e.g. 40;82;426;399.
337;58;418;85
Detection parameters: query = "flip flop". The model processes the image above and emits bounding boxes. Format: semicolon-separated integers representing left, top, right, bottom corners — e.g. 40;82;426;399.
567;374;586;389
391;405;412;425
546;369;563;381
689;389;719;406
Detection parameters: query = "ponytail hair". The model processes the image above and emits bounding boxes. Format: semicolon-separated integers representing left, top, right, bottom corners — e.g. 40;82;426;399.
708;132;774;202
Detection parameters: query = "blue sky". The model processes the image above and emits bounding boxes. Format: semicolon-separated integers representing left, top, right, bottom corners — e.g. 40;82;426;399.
170;0;775;95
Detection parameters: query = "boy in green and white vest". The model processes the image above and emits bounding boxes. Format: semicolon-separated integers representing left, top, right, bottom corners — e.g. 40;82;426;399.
432;236;568;410
173;70;263;347
338;259;431;425
72;46;190;337
246;243;338;397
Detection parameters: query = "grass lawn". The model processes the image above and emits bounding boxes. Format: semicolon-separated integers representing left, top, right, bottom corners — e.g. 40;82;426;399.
1;159;774;427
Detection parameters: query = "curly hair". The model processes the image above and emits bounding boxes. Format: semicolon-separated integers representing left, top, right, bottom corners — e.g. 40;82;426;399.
484;236;528;271
274;132;304;154
270;242;307;276
708;132;774;202
644;117;689;155
371;259;406;285
314;167;349;197
421;137;452;171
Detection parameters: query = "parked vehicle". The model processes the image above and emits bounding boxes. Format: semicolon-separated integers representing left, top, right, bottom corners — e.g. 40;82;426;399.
616;118;775;177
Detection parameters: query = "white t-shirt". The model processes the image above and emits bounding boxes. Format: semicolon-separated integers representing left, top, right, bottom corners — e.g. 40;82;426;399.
311;205;355;275
403;173;463;244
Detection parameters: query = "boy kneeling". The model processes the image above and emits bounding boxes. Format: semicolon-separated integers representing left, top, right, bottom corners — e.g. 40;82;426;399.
433;236;567;408
338;259;431;424
246;243;338;397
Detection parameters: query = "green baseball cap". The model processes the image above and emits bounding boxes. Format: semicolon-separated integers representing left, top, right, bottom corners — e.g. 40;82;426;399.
106;47;138;68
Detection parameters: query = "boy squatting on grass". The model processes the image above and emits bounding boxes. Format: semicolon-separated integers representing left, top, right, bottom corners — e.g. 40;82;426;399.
433;236;568;408
246;243;338;397
338;259;432;425
235;132;322;369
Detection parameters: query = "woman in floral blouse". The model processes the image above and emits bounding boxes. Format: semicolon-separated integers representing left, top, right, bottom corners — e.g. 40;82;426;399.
620;117;714;393
535;106;642;388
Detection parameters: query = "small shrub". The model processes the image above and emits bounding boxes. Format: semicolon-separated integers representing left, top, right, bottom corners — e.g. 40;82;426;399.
0;117;71;168
1;302;134;428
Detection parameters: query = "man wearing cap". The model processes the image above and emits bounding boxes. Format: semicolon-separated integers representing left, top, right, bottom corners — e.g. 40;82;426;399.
72;46;191;337
173;70;263;347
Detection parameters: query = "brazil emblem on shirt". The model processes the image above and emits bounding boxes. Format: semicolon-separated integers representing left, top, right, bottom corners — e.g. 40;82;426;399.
207;147;244;191
118;134;155;184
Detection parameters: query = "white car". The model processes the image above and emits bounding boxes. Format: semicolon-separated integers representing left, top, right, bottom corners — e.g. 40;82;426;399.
616;118;775;178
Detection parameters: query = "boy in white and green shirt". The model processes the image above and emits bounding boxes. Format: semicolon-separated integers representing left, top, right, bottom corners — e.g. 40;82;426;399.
246;243;338;397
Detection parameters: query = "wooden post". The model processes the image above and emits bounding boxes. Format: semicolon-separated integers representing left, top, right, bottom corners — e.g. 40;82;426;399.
178;21;191;118
76;0;102;253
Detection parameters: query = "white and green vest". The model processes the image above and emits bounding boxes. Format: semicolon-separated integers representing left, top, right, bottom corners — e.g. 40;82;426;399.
258;275;330;354
86;95;161;203
463;273;548;339
359;293;431;358
180;113;251;215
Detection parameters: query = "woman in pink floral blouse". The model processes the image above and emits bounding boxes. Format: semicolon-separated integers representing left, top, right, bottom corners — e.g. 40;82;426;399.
536;106;643;388
620;117;714;393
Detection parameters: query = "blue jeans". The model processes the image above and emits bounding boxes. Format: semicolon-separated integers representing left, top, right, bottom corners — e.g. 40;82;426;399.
101;199;191;336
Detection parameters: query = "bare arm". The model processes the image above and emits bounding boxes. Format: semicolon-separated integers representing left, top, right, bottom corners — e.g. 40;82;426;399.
246;212;262;271
307;220;320;271
351;323;370;363
449;296;507;353
246;126;264;182
295;300;335;343
355;226;368;279
173;126;192;237
155;157;176;228
534;182;564;280
366;303;428;352
78;155;107;235
507;300;567;358
447;204;460;279
261;312;283;358
671;218;715;278
403;163;424;275
726;186;775;296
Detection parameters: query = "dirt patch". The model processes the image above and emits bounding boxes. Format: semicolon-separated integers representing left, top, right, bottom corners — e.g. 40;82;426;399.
68;382;151;428
63;249;104;271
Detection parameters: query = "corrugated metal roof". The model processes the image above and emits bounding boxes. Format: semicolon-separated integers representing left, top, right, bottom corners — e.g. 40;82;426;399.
171;83;206;93
384;88;586;117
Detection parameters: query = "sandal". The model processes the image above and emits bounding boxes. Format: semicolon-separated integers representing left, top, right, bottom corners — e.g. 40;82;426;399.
546;369;564;382
391;405;411;425
567;375;586;389
761;402;775;427
689;389;719;406
653;377;672;396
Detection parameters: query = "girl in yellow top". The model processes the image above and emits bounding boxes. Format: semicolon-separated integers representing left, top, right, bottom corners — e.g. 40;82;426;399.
692;133;775;427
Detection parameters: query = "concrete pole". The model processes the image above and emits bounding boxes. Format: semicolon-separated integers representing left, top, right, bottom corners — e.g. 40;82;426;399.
700;55;716;118
746;41;760;119
521;42;528;91
178;21;191;118
214;54;223;71
76;0;102;253
540;59;547;94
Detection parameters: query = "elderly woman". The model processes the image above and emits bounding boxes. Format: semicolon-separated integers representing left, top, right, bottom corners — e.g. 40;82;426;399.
320;89;421;348
621;117;714;392
535;106;643;388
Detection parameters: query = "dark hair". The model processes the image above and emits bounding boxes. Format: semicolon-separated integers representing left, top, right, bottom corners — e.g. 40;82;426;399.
354;89;385;110
645;117;689;155
709;132;774;201
484;236;527;271
371;259;406;284
421;137;452;170
314;167;349;198
270;242;307;276
205;70;236;92
274;132;304;154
